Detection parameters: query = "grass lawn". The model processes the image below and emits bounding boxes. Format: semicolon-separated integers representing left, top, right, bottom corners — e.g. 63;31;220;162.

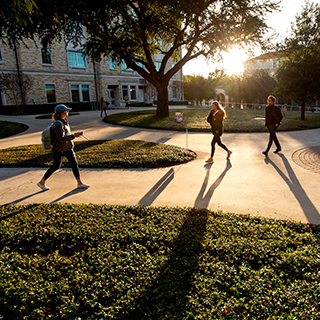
0;120;29;138
0;204;319;319
0;139;196;168
104;108;320;132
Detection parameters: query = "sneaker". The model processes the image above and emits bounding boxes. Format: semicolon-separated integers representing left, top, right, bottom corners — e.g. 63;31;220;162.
274;149;281;153
77;183;90;189
227;150;232;159
205;158;214;163
37;182;50;191
262;151;268;156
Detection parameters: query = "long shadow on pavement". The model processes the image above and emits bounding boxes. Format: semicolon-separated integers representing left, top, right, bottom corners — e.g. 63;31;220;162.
194;160;232;209
51;188;88;203
138;168;175;206
265;153;320;223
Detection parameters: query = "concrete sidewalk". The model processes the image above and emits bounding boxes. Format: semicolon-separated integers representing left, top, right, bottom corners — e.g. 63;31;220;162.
1;108;320;224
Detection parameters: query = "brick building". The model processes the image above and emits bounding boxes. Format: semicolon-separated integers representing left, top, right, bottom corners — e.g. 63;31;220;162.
0;36;184;108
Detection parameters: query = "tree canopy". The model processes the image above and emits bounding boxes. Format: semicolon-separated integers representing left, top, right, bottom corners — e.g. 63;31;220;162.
276;1;320;120
1;0;279;116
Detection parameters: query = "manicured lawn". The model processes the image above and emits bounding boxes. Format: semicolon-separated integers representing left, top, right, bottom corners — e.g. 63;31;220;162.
104;108;320;132
0;120;29;138
0;204;319;319
0;139;196;168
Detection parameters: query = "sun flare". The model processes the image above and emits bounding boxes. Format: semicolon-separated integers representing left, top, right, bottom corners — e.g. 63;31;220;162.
222;46;249;76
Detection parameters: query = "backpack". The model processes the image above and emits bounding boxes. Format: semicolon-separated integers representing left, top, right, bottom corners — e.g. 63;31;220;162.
41;125;53;150
41;120;59;150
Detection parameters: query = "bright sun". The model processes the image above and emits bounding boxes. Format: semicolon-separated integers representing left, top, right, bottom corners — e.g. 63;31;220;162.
222;46;249;75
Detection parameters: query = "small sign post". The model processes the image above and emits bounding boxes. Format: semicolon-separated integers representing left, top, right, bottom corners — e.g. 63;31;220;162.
175;112;188;149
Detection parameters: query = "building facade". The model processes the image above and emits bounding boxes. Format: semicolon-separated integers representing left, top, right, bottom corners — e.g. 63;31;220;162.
244;51;281;76
0;36;184;108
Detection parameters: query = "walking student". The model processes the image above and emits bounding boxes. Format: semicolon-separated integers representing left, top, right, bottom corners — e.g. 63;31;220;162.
37;104;90;191
262;95;283;156
100;97;108;117
206;101;232;163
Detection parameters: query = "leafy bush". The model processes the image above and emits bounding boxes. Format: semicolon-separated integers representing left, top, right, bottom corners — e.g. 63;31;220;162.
0;139;196;168
0;204;319;319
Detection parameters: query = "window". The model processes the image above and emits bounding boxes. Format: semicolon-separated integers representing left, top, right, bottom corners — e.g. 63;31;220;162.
109;56;117;70
70;84;90;102
130;85;136;100
172;86;177;99
122;85;137;100
45;84;56;103
71;85;80;102
122;85;128;100
68;51;86;68
82;85;89;101
121;60;128;70
41;47;52;65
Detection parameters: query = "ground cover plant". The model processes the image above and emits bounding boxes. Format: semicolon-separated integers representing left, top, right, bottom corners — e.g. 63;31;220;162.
0;139;196;168
0;120;28;138
0;204;319;319
104;108;320;132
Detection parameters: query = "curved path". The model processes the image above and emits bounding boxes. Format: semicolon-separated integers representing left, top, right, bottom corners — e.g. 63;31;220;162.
1;108;320;224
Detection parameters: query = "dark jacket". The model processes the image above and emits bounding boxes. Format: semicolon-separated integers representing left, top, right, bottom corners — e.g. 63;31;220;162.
207;109;224;136
265;105;283;126
51;119;75;152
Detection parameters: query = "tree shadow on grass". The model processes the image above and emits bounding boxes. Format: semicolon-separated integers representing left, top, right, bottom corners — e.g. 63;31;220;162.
118;208;208;319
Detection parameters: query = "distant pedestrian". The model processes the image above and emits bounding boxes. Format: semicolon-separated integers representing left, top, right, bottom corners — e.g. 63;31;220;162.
206;101;232;163
37;104;90;191
100;98;108;117
262;95;283;156
124;95;129;108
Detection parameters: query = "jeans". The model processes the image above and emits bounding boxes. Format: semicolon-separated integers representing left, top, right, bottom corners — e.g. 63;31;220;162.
266;124;281;152
101;108;107;117
43;150;80;180
211;134;228;157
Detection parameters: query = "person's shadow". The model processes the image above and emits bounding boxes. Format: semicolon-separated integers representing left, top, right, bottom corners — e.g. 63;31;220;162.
194;160;232;209
139;168;175;206
117;208;208;319
265;154;320;223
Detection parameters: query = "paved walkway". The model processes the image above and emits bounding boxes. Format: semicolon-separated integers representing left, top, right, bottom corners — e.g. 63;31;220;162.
1;108;320;224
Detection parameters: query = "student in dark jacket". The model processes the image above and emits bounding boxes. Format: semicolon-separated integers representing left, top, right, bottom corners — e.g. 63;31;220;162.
206;101;232;163
262;95;283;156
37;104;90;191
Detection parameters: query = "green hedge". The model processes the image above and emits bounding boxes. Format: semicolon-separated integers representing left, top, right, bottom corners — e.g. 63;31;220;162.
0;204;319;319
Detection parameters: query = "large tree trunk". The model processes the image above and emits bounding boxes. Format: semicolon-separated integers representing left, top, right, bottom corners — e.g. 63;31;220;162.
156;82;169;117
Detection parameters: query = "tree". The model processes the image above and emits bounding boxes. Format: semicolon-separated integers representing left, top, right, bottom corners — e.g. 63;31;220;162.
242;69;277;103
183;75;215;104
1;0;279;117
0;72;32;114
0;0;36;46
223;74;244;103
276;1;320;120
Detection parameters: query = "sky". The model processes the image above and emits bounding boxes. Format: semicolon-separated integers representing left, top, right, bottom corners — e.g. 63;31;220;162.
182;0;313;77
